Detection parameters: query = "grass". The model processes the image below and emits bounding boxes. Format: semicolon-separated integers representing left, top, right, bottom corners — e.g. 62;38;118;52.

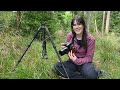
93;32;120;79
0;30;120;79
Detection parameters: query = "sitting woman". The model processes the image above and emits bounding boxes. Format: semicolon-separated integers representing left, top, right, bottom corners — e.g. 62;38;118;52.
54;16;102;79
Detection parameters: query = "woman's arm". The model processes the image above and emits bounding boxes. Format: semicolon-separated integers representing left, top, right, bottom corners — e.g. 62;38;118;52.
73;38;95;65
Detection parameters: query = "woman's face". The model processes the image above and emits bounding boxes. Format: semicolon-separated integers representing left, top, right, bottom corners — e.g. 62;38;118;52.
73;20;84;35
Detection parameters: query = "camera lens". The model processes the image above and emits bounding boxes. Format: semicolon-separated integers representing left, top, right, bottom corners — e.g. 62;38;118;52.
59;47;68;56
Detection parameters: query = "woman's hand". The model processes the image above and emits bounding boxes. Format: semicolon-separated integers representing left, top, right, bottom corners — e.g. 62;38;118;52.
61;43;66;49
68;50;77;61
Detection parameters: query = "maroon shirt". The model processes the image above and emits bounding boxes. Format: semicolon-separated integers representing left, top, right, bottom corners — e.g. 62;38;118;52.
66;32;95;65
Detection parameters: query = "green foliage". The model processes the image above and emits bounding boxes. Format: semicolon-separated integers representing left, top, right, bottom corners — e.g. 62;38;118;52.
1;11;120;79
110;11;120;33
62;11;73;30
1;28;120;79
95;33;119;63
0;11;16;31
21;11;62;37
93;33;120;79
90;11;103;32
1;11;120;35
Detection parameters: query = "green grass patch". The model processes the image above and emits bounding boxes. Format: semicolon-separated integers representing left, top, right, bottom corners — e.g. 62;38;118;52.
0;30;120;79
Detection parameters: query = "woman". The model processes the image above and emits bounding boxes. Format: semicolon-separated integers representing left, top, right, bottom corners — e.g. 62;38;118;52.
54;16;101;79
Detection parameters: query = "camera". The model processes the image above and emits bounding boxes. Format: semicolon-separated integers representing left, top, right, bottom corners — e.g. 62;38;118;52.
59;42;75;56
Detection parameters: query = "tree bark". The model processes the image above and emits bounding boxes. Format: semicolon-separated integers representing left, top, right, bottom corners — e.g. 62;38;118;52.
94;12;98;34
86;11;91;32
101;11;106;35
105;11;111;34
17;11;21;33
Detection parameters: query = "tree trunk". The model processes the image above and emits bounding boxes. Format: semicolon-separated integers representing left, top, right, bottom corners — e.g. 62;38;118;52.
17;11;21;33
86;11;91;32
101;11;106;35
105;11;111;34
95;19;98;34
94;13;98;34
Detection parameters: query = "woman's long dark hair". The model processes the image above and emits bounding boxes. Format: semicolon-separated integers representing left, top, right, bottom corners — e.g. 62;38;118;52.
71;16;88;52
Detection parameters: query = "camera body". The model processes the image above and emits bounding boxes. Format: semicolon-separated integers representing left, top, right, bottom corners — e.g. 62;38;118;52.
59;42;75;56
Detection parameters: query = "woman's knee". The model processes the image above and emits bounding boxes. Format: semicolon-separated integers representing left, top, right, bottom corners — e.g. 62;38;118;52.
80;63;98;79
54;62;61;69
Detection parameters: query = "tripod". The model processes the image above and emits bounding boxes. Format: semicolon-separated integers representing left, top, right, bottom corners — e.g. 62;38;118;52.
41;24;48;59
13;22;69;79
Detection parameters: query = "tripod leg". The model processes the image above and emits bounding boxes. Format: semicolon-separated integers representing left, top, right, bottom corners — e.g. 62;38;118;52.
42;40;48;59
13;26;42;71
41;28;48;59
44;26;69;79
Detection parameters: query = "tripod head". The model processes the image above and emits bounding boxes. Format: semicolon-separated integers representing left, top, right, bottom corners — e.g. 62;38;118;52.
41;21;47;27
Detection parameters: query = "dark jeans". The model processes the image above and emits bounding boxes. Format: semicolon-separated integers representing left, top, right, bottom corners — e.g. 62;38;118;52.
54;60;99;79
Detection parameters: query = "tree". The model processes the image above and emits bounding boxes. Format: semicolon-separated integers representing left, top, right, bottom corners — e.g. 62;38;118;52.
94;12;99;34
105;11;111;34
101;11;106;35
86;11;91;32
16;11;21;33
